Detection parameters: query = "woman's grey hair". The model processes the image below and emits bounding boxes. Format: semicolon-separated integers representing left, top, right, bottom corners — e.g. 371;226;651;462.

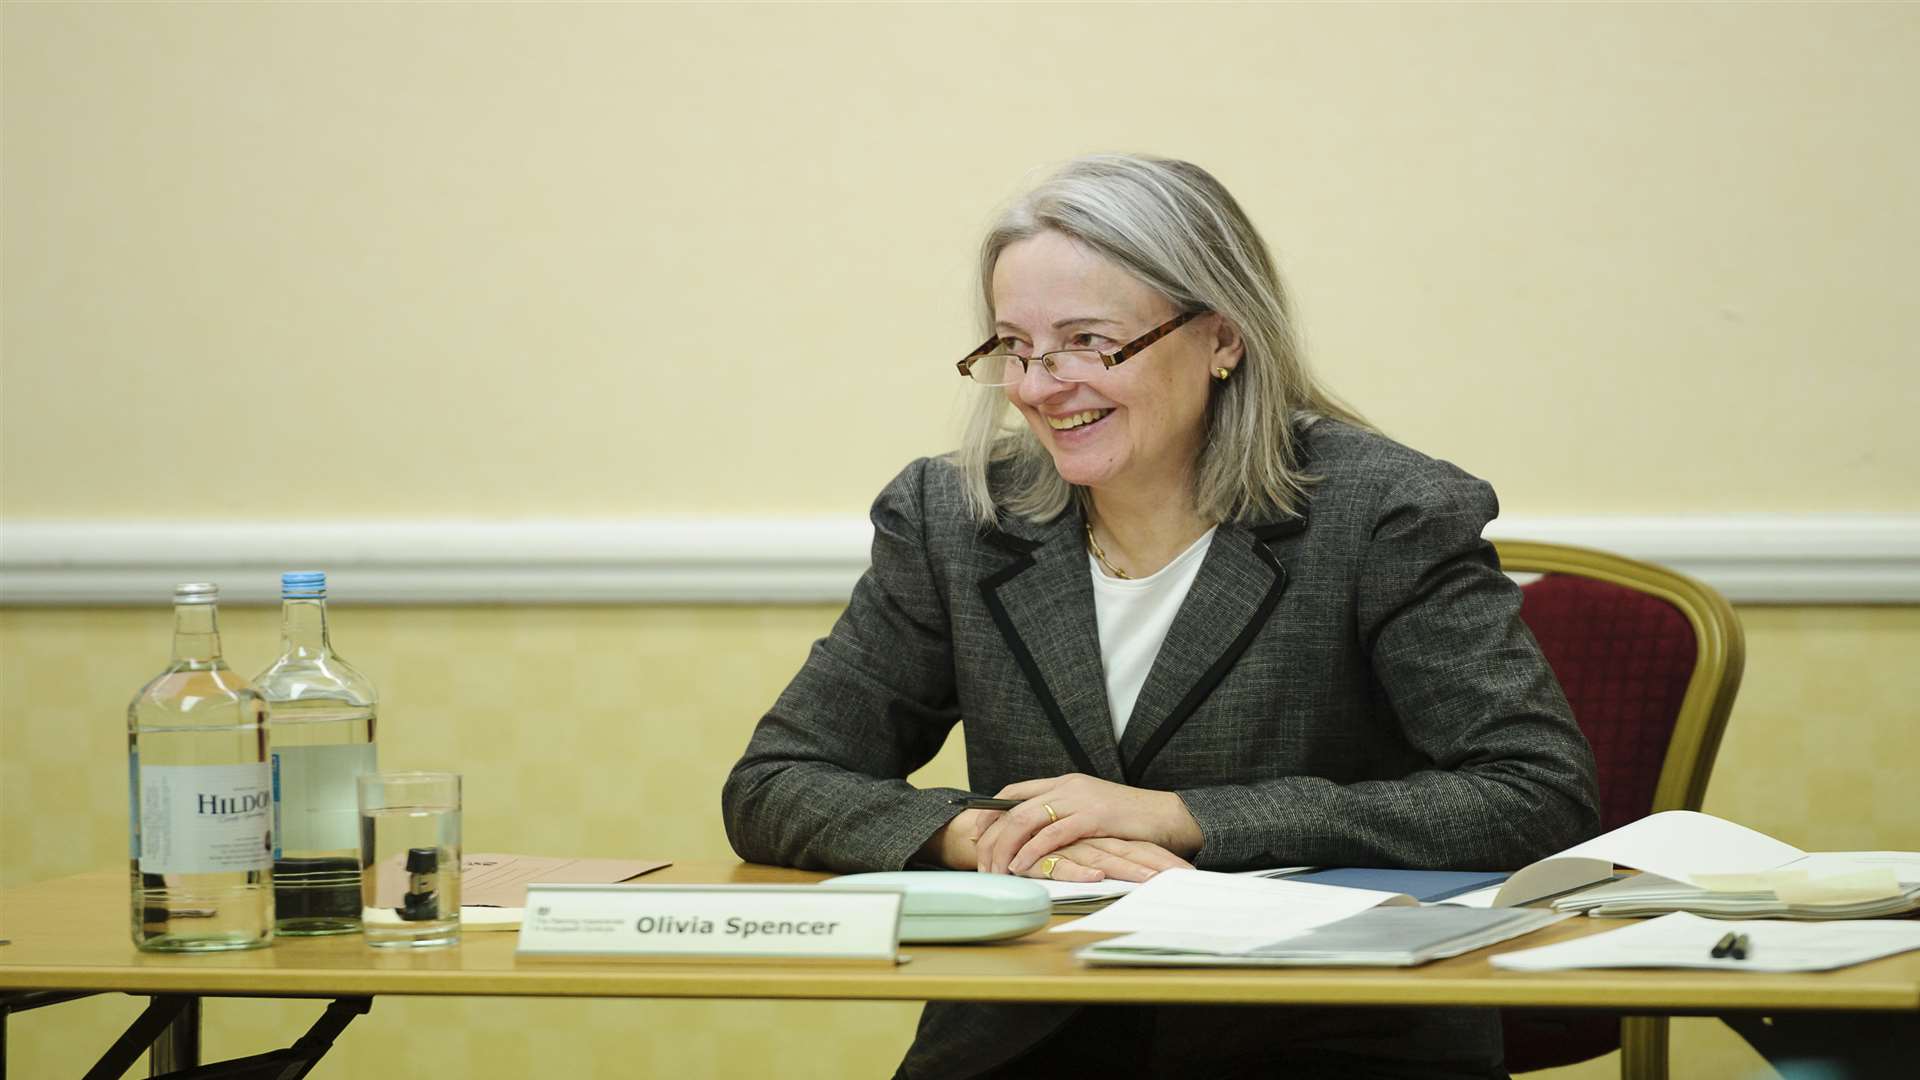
956;154;1368;526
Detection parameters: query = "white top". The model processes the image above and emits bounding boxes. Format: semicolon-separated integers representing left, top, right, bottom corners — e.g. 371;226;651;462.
1090;527;1217;740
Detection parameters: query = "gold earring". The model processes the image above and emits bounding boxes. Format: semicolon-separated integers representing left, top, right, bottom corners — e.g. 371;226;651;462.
1212;367;1232;381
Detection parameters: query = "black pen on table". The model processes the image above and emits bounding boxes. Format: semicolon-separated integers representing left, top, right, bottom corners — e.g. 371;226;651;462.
947;796;1022;811
1710;931;1751;960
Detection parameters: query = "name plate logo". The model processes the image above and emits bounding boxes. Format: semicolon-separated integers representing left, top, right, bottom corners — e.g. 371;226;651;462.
516;884;902;961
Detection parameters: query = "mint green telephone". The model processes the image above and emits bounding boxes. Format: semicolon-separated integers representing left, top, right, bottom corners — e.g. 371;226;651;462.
819;871;1050;943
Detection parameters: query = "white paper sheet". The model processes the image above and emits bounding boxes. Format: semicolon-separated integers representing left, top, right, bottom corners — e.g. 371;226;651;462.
1790;852;1920;884
1491;911;1920;973
1049;868;1411;936
1039;879;1140;903
361;905;523;932
1551;811;1806;886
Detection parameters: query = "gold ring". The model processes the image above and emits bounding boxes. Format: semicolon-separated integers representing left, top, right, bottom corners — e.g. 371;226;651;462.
1039;856;1061;879
1043;803;1058;825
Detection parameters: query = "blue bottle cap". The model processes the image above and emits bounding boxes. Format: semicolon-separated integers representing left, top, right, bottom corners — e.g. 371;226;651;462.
281;571;327;599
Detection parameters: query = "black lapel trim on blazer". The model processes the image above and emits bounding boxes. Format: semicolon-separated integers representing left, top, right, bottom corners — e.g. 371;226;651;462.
978;528;1099;777
1121;518;1304;785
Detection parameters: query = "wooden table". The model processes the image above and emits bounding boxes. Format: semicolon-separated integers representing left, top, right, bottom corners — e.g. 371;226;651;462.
5;863;1918;1075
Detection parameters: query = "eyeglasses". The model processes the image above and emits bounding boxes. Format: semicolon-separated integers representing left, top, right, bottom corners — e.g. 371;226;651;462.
955;310;1204;387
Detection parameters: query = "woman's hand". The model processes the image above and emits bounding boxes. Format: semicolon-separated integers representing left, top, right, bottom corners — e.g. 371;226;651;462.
915;808;1003;870
972;773;1205;876
1017;837;1193;884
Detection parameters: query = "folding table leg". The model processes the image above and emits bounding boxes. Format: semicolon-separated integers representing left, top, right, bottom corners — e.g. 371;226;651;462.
268;997;372;1080
141;997;372;1080
81;995;194;1080
151;994;202;1075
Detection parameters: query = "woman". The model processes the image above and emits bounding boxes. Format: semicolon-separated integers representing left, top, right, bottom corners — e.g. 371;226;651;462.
723;154;1599;1079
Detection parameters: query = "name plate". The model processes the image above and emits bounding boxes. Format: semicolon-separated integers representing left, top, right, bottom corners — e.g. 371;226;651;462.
516;883;903;961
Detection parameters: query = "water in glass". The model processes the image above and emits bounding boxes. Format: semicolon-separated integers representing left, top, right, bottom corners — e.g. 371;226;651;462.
359;800;460;947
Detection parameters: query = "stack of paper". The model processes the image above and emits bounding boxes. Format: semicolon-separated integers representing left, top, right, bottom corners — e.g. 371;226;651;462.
1442;810;1804;909
1054;868;1415;939
1554;852;1920;920
1081;905;1566;968
366;905;527;933
462;854;670;907
1054;867;1564;967
433;853;669;931
1040;878;1141;913
1508;815;1920;920
1492;911;1920;973
1281;868;1513;903
1433;811;1920;921
1039;866;1309;913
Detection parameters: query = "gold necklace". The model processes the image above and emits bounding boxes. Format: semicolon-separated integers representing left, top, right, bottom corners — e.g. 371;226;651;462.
1085;522;1131;579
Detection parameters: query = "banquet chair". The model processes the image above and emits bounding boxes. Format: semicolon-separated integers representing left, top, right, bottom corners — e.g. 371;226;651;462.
1493;540;1746;1080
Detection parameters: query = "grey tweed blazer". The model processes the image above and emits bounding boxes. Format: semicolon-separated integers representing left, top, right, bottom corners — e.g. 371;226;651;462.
723;419;1600;1078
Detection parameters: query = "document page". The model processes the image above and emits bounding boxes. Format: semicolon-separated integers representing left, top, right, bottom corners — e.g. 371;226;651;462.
1468;815;1920;912
1039;879;1140;903
1789;852;1920;883
1082;906;1565;965
1042;866;1311;902
1550;811;1805;886
1051;868;1411;939
1491;911;1920;973
1283;868;1512;903
461;854;669;907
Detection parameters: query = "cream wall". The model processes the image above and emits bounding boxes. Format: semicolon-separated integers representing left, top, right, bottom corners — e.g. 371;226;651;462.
5;3;1918;1080
4;2;1918;519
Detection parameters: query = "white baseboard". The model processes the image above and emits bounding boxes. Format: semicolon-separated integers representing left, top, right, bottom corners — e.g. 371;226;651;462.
2;515;1915;606
1480;516;1920;605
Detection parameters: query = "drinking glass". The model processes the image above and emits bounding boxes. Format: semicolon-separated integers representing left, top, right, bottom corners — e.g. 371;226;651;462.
356;771;461;948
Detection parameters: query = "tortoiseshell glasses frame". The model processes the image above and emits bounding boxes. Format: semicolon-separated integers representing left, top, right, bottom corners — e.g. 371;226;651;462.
954;310;1205;387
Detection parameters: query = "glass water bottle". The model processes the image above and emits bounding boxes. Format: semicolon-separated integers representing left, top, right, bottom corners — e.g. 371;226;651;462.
128;582;274;951
254;570;379;936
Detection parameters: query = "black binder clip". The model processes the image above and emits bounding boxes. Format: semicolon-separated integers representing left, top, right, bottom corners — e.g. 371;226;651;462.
399;847;441;922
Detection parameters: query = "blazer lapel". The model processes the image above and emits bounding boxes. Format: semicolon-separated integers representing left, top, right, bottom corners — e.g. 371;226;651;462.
1117;518;1304;784
977;510;1127;783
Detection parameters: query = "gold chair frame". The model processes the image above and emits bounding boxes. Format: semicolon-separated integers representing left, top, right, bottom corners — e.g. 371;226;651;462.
1494;540;1747;1080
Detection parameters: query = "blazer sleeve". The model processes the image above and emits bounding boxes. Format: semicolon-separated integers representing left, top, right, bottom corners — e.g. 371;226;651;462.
1176;463;1603;870
721;458;971;872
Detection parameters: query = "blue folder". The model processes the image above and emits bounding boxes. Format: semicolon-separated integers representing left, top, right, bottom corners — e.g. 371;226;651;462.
1282;868;1512;903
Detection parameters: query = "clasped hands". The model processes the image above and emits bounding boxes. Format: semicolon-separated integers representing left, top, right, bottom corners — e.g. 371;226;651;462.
939;773;1204;884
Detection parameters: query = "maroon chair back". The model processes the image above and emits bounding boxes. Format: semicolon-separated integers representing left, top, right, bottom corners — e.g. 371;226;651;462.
1492;542;1744;1079
1522;574;1699;835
